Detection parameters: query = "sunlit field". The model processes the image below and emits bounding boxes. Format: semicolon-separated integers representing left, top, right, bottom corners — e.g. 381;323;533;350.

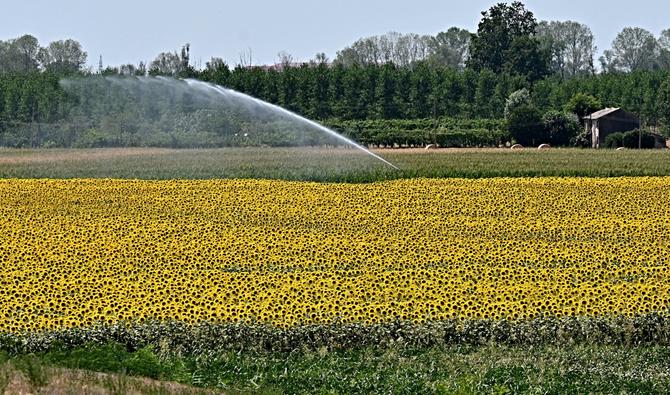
1;177;669;332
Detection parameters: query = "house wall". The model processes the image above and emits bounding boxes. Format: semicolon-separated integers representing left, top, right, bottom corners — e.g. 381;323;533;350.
590;120;600;148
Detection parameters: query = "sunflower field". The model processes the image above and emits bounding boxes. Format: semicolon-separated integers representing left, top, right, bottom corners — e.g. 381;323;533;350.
1;177;669;335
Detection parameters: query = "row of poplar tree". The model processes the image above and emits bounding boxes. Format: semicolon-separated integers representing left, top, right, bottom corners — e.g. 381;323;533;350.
2;2;670;147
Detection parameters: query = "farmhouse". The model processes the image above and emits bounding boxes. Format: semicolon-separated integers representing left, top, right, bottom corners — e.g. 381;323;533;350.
584;108;639;149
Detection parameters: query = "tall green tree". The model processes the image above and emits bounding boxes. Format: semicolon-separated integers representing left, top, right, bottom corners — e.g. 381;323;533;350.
279;66;299;112
474;69;497;118
342;65;366;119
504;36;549;82
201;58;231;86
600;28;658;72
0;35;41;73
505;89;543;145
468;1;545;80
409;62;432;118
148;52;182;76
374;64;399;119
434;69;461;117
537;21;596;77
38;39;87;74
148;44;194;77
311;63;331;119
564;92;602;119
657;77;670;131
263;69;280;104
328;64;347;118
427;27;471;69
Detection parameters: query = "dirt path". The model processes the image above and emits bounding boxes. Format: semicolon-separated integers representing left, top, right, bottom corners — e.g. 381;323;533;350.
2;364;221;395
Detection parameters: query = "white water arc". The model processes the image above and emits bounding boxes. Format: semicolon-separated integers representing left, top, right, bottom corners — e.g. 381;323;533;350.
183;79;400;170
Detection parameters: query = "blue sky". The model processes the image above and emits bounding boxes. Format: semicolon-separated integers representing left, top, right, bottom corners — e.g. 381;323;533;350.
2;0;669;69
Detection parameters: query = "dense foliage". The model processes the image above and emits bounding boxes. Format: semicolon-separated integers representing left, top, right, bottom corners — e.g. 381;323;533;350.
604;129;659;149
326;118;507;147
3;1;670;148
468;1;549;81
2;68;670;147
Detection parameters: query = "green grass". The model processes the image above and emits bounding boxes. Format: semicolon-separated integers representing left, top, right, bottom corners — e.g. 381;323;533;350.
1;317;668;393
1;147;669;181
5;342;668;394
0;348;218;394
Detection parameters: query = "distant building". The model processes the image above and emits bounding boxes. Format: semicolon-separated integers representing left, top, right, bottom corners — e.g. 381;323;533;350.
583;108;639;149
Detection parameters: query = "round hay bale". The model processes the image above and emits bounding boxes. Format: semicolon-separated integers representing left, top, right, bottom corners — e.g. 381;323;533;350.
511;144;524;150
538;144;551;150
616;147;626;151
425;144;437;150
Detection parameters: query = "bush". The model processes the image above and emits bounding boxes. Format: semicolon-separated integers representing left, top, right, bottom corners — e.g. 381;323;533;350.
326;118;508;148
604;132;624;148
73;128;113;148
124;347;163;379
504;89;531;119
542;110;580;146
564;93;602;119
507;104;543;146
622;129;656;149
434;128;509;148
570;129;591;148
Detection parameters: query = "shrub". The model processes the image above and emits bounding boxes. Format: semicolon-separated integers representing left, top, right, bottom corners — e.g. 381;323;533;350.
12;355;50;390
564;93;602;119
2;316;670;356
504;89;531;119
622;129;656;149
570;129;591;148
507;104;543;146
542;110;580;146
124;347;163;379
326;118;508;148
604;132;624;148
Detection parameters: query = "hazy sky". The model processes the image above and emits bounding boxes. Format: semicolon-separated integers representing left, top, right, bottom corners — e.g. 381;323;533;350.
2;0;669;69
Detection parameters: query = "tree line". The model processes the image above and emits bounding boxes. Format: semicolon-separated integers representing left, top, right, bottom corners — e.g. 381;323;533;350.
2;1;670;148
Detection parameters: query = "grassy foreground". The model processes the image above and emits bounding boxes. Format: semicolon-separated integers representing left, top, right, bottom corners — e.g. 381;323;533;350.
1;147;669;181
0;354;218;394
2;342;669;394
2;316;669;393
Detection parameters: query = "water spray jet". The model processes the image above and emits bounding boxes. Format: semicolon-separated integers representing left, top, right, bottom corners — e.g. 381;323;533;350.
182;79;400;170
59;76;400;170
